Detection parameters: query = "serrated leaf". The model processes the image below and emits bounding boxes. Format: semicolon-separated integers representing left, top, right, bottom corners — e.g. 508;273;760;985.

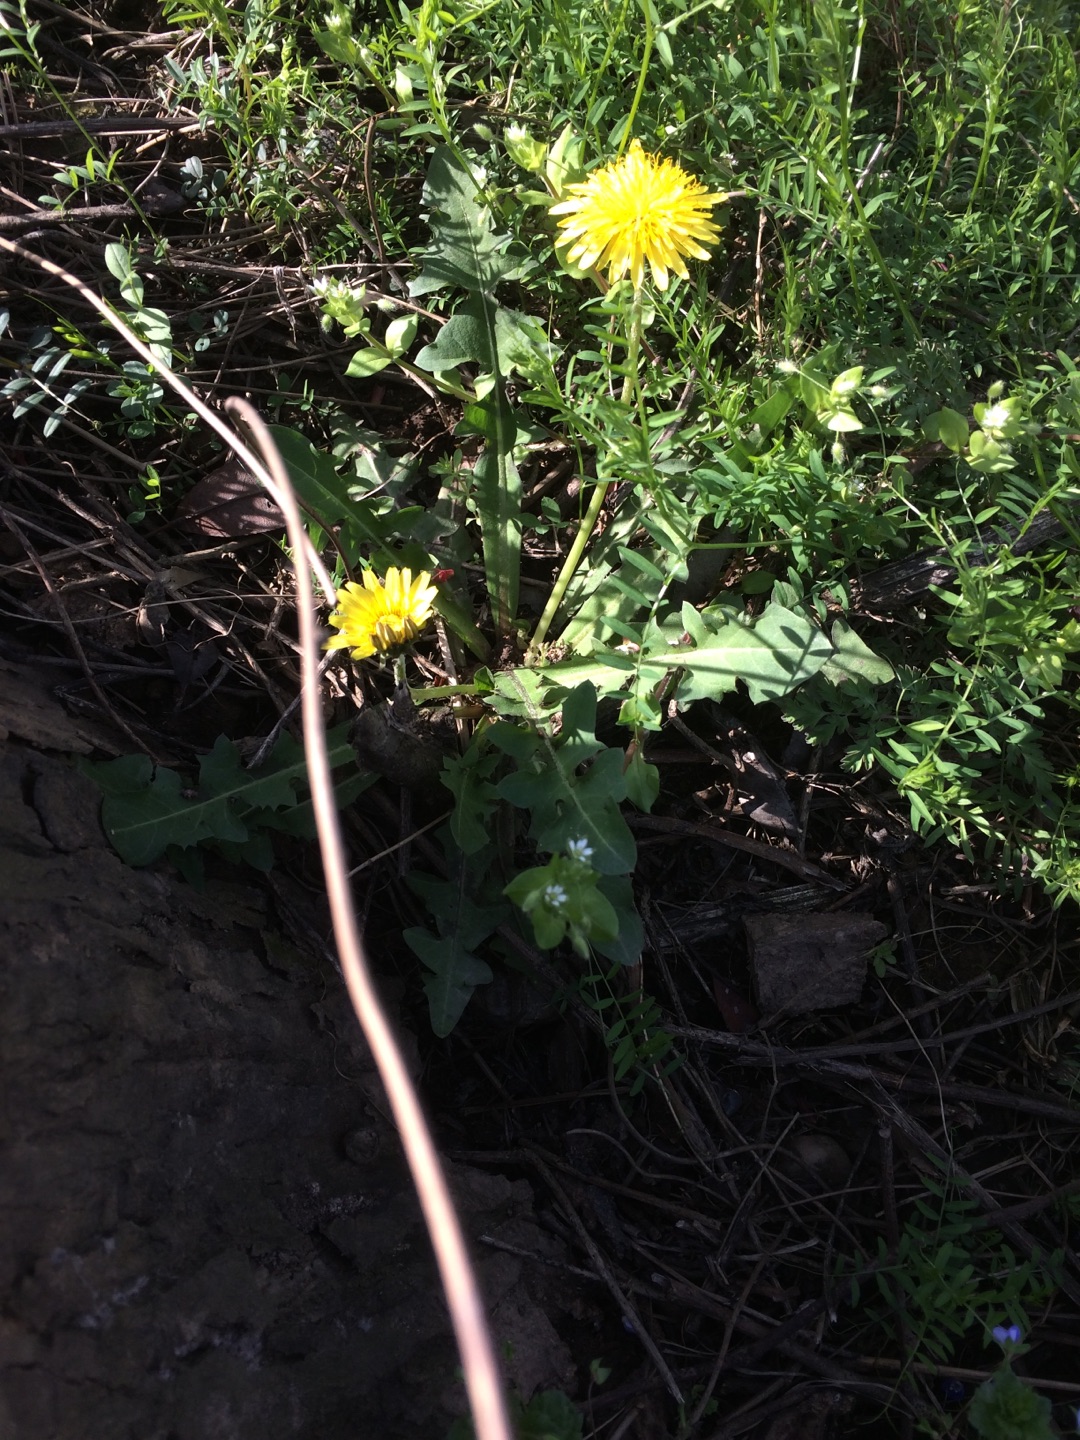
491;307;559;378
404;928;493;1037
623;748;659;811
441;741;501;855
495;682;636;874
415;297;494;372
404;861;502;1035
822;618;896;685
268;424;402;558
94;760;246;865
409;146;527;297
84;724;361;867
416;300;550;377
199;733;299;810
674;603;833;706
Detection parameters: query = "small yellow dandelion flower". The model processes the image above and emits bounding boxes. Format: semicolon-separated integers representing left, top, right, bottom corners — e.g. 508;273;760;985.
325;566;438;660
550;139;727;292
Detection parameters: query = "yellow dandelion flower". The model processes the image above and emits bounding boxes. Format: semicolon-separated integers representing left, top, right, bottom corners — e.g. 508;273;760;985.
324;566;438;660
550;138;727;292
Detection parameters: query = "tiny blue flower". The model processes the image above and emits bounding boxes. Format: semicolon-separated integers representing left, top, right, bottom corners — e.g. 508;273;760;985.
543;883;568;910
567;837;594;862
992;1323;1023;1346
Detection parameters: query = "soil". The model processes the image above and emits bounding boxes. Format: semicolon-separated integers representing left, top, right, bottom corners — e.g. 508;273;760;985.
0;705;573;1440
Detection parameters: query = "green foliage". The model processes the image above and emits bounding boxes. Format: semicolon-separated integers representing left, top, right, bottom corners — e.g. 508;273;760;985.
504;849;619;956
22;0;1080;1426
1;244;180;439
410;145;529;297
268;422;433;566
83;726;371;880
404;849;504;1037
0;0;42;66
14;0;1080;1066
969;1366;1054;1440
493;683;639;875
405;681;653;1032
847;1170;1061;1375
579;963;678;1096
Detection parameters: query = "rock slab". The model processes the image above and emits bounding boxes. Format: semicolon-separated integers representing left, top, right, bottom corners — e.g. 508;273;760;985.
745;911;887;1014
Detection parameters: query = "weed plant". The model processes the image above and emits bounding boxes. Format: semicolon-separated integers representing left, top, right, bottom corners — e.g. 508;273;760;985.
4;0;1080;1427
7;0;1079;902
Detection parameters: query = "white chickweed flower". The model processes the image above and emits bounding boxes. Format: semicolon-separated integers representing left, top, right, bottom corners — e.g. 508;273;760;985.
567;837;594;863
979;402;1011;433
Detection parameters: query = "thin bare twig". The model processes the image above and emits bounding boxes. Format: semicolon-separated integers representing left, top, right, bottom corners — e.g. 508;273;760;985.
0;235;335;603
522;1141;686;1405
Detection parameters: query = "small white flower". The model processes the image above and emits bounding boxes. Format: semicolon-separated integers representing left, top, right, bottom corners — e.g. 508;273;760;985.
543;884;568;909
980;402;1011;432
567;837;594;862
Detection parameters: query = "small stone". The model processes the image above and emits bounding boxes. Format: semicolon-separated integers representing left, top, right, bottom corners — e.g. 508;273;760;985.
777;1134;852;1192
745;912;887;1014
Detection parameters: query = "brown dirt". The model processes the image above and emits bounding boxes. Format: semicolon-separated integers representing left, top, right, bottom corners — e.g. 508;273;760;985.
0;715;573;1440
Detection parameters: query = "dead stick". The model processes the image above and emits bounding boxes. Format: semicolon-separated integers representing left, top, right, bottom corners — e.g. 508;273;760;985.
522;1142;685;1404
630;812;847;888
227;402;512;1440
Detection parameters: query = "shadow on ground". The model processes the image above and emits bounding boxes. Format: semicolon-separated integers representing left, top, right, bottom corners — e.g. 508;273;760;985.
0;696;572;1439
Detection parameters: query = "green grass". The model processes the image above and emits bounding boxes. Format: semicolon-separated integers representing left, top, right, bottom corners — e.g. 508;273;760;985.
5;0;1080;893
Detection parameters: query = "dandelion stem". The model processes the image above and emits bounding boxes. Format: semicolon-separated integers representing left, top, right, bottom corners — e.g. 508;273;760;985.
621;0;654;156
530;287;644;651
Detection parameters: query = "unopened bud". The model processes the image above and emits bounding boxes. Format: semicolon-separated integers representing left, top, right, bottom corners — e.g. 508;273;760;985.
505;124;547;173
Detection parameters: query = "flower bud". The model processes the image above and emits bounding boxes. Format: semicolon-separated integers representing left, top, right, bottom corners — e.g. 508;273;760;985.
505;124;548;173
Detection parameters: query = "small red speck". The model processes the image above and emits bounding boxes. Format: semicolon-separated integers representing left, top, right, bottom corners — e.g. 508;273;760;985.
432;568;455;584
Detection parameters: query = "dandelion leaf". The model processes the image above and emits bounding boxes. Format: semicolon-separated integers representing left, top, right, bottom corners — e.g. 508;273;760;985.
409;147;527;297
84;725;361;868
415;300;553;379
495;682;636;875
673;602;833;707
268;425;409;561
405;867;502;1035
821;618;896;685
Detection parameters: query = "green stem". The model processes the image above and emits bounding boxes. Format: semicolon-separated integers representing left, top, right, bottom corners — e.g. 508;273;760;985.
396;356;475;404
530;287;644;651
621;0;654;153
411;683;480;701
